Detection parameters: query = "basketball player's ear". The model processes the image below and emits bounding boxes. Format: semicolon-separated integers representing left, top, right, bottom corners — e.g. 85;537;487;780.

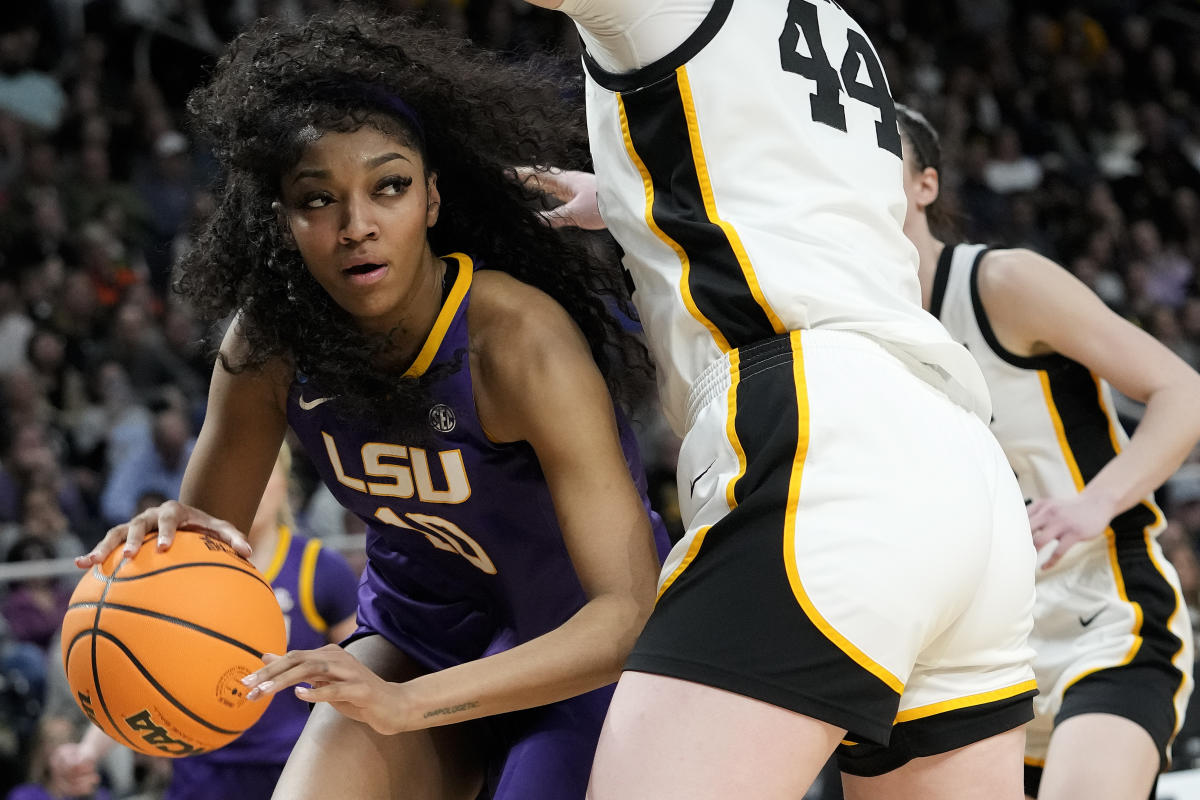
271;200;298;250
426;171;440;228
915;166;941;211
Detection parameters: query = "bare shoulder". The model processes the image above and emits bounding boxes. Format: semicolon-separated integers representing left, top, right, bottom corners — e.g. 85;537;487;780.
976;247;1062;300
468;270;585;362
214;316;294;412
468;270;595;442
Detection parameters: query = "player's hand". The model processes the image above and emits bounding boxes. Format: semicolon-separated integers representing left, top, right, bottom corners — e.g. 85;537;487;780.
243;645;412;735
48;742;102;797
1029;494;1115;569
513;166;606;230
76;500;252;568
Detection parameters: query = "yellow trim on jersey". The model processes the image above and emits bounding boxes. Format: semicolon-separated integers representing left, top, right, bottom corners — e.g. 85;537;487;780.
1025;757;1046;768
616;93;731;353
893;679;1038;724
1092;373;1167;533
656;525;712;602
1044;370;1182;703
1037;370;1086;492
676;66;785;338
723;349;748;511
781;331;904;694
403;253;473;379
261;524;292;584
298;539;329;634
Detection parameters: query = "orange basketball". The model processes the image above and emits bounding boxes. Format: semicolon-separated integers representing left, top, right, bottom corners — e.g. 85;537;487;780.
61;530;287;757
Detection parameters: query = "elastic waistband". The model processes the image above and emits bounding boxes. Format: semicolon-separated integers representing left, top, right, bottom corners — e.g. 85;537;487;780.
684;330;896;432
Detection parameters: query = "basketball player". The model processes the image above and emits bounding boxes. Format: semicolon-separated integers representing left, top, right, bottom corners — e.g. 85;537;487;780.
75;9;667;800
896;104;1199;800
54;445;360;800
520;0;1038;797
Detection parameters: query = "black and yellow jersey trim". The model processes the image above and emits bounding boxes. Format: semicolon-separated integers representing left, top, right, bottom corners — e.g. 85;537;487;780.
617;67;785;352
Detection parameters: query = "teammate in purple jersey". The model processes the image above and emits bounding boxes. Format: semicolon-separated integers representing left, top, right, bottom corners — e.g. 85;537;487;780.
53;446;360;800
75;9;667;800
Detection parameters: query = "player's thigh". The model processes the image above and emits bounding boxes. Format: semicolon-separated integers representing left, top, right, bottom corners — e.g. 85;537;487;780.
586;671;843;800
1035;713;1158;800
841;727;1026;800
271;635;484;800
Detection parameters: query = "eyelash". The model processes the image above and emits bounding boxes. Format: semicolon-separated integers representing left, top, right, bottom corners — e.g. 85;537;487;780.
298;175;415;209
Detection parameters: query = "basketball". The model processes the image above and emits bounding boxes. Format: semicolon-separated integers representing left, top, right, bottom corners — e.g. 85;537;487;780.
61;531;287;758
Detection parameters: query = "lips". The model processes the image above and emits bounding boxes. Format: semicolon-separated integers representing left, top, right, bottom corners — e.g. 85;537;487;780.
343;262;384;275
340;261;388;286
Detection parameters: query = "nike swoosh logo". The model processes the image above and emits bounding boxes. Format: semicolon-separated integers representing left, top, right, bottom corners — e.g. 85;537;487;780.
1079;609;1103;627
690;460;717;497
298;395;330;411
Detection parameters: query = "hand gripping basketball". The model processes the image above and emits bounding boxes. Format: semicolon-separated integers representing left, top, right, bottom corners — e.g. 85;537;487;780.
76;501;253;569
61;530;286;757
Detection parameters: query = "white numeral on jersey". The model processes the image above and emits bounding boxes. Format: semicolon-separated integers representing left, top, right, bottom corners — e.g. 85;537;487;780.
374;507;497;575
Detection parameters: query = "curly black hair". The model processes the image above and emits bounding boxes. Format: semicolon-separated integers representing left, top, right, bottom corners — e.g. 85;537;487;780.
178;8;651;433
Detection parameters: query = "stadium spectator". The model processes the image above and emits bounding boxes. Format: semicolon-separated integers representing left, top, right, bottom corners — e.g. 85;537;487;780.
98;404;193;527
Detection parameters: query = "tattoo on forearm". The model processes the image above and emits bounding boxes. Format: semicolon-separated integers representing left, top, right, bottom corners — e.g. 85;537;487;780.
423;701;480;719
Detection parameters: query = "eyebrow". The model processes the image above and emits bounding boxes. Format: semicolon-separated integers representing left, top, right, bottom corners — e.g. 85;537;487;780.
291;152;412;183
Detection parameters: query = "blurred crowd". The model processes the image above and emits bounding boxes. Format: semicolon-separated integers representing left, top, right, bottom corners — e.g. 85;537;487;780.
0;0;1197;797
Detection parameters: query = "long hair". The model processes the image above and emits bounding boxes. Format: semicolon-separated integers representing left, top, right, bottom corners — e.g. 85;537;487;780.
179;8;651;432
894;103;962;241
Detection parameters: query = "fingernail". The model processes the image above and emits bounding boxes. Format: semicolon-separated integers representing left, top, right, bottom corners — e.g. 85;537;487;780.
255;681;274;697
158;536;168;549
241;674;257;686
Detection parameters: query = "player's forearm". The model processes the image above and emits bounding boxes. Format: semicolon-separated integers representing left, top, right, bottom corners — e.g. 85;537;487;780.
390;592;649;731
1083;383;1200;519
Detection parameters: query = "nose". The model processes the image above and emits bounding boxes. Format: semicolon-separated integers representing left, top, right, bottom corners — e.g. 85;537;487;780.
339;196;379;244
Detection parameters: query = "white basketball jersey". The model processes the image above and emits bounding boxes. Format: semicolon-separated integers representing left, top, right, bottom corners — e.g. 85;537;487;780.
933;243;1164;537
577;0;990;433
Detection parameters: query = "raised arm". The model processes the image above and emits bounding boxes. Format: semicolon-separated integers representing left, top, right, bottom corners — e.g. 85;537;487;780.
978;249;1200;567
78;321;290;565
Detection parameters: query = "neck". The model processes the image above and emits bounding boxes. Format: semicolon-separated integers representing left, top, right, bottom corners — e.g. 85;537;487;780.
370;250;446;368
908;219;945;312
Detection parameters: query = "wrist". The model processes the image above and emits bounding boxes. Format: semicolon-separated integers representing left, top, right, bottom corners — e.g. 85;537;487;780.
385;680;418;735
1080;484;1122;522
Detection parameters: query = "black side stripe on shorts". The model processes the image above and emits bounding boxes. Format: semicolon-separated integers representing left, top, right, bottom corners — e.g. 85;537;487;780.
619;71;782;351
1105;532;1188;702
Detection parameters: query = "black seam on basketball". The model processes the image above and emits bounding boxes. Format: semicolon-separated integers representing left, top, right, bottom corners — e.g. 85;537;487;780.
93;630;241;735
67;602;265;659
93;561;270;593
89;554;140;749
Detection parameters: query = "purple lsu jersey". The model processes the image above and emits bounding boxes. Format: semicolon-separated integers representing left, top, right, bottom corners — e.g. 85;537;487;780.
286;253;669;672
168;526;358;792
